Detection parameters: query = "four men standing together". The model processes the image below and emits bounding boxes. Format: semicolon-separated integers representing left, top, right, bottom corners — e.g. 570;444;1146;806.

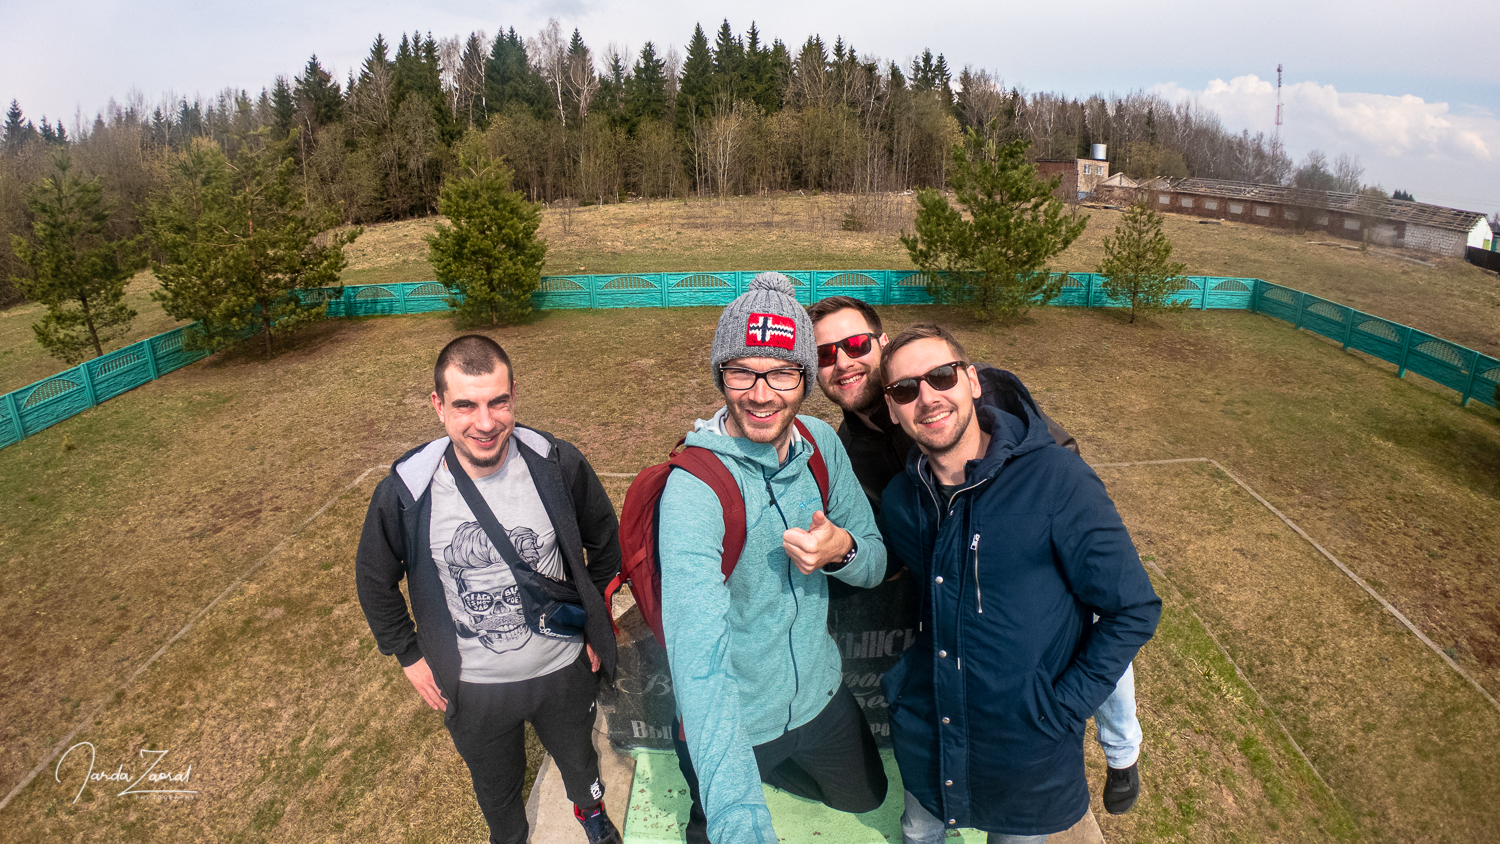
356;273;1160;844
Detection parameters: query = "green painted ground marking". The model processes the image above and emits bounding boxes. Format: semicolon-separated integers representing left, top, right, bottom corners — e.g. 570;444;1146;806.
623;748;986;843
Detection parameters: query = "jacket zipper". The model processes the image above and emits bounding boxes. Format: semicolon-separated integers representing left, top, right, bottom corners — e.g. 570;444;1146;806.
916;456;941;635
971;533;983;614
767;475;801;732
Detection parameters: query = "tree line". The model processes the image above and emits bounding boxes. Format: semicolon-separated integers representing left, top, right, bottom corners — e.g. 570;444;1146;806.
8;18;1364;309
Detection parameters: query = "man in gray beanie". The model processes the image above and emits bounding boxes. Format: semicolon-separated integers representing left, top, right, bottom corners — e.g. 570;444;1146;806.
657;272;891;844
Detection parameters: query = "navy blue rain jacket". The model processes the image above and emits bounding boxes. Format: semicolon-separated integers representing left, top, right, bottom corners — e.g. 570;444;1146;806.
879;403;1161;836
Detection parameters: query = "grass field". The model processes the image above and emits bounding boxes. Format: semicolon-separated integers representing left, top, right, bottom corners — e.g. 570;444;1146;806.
2;198;1499;841
336;192;1500;356
7;191;1495;396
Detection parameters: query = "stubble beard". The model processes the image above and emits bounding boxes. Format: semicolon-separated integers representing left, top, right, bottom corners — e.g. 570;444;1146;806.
726;393;802;449
911;400;975;459
825;362;885;416
455;434;507;470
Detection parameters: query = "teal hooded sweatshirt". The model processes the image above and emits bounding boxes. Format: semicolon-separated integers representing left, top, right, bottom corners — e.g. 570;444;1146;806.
659;408;887;844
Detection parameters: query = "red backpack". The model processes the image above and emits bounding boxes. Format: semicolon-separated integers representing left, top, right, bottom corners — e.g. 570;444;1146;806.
607;418;830;647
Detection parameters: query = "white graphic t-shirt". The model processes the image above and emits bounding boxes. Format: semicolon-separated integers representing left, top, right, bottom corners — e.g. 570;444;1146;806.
429;438;582;683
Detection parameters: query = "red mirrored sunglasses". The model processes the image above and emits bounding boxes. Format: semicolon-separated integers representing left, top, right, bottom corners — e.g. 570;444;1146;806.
816;333;879;368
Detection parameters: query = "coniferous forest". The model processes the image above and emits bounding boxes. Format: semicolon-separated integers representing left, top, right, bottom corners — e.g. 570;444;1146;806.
0;18;1302;307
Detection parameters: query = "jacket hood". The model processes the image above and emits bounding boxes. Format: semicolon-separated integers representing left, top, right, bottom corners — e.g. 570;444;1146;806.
904;394;1055;486
389;428;555;500
684;405;813;473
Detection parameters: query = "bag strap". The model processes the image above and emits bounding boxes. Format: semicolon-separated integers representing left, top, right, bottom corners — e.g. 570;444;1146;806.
605;419;831;613
793;418;830;510
669;446;747;582
443;440;539;578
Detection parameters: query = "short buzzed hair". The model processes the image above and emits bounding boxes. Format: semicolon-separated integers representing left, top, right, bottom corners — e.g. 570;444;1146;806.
807;296;883;335
880;323;968;383
434;334;512;399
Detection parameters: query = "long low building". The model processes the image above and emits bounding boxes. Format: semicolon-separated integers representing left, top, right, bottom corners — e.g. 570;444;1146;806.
1148;178;1492;258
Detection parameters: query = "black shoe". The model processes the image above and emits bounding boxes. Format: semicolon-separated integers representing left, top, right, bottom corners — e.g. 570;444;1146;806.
574;802;623;844
1103;762;1140;814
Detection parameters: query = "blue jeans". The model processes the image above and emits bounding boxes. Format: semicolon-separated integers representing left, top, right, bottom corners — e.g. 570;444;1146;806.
901;790;1049;844
1093;662;1141;769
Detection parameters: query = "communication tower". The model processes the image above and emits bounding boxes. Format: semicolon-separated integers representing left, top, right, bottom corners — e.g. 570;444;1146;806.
1271;63;1285;178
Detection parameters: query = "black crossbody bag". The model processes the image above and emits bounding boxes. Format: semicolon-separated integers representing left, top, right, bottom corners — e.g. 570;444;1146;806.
444;441;589;640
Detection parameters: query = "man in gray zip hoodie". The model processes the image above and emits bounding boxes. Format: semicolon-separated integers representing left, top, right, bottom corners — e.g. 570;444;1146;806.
355;335;622;844
658;273;891;844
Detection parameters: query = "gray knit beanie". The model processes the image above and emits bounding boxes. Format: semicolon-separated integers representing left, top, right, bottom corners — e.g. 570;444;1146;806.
711;272;818;395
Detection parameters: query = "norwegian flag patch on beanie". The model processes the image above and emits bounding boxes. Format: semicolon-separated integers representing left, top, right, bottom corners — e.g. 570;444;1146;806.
745;312;796;349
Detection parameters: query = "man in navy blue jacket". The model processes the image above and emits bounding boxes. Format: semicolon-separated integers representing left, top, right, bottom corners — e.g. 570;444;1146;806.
876;324;1161;843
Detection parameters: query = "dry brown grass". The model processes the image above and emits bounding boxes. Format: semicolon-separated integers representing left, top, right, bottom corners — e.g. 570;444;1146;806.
0;273;187;394
8;191;1493;396
1102;462;1499;843
3;203;1499;841
338;193;1500;357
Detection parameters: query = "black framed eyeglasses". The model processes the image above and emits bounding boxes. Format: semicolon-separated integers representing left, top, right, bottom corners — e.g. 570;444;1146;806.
816;333;879;368
721;365;805;392
884;361;968;405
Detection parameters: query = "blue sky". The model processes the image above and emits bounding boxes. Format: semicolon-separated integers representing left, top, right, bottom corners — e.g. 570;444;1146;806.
3;0;1496;212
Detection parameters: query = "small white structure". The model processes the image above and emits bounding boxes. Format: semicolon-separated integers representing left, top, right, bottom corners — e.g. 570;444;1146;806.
1467;216;1493;251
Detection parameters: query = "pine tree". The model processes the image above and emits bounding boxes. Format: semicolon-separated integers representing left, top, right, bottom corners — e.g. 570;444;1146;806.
676;24;715;135
902;131;1087;321
394;33;454;140
456;33;489;129
147;140;361;356
270;77;296;139
11;155;141;363
427;142;546;326
485;28;541;118
420;32;458;140
4;100;37;151
1097;201;1188;323
625;42;669;126
712;20;745;97
293;55;343;130
596;48;629;125
564;29;598;123
742;23;780;114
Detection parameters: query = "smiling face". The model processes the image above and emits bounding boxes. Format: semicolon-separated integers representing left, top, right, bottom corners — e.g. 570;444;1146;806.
883;337;982;459
813;307;888;415
720;355;806;455
431;362;515;477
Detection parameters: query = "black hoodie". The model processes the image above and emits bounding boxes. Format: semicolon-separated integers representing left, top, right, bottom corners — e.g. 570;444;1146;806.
354;426;620;719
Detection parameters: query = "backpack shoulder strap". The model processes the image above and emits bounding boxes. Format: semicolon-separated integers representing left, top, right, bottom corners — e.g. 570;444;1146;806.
793;418;830;510
668;446;746;581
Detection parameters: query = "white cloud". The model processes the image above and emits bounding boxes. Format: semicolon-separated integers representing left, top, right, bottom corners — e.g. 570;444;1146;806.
1155;75;1500;212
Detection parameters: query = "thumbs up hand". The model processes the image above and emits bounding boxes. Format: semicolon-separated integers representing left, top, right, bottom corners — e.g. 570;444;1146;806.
783;510;854;575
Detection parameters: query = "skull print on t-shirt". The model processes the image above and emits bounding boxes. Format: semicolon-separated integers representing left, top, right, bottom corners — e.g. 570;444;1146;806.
429;439;582;683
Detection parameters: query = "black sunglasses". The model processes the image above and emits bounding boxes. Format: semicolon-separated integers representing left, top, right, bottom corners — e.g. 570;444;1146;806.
816;333;878;368
884;361;969;405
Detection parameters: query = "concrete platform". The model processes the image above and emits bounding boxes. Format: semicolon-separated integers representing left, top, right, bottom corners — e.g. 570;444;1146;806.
526;721;1104;844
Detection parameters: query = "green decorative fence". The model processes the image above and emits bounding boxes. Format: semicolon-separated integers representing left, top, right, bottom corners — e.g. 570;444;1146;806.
308;271;1259;315
1;272;1492;452
1250;282;1499;409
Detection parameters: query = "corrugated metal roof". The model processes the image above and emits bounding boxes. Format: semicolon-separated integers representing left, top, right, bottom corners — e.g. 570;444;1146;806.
1164;178;1485;233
